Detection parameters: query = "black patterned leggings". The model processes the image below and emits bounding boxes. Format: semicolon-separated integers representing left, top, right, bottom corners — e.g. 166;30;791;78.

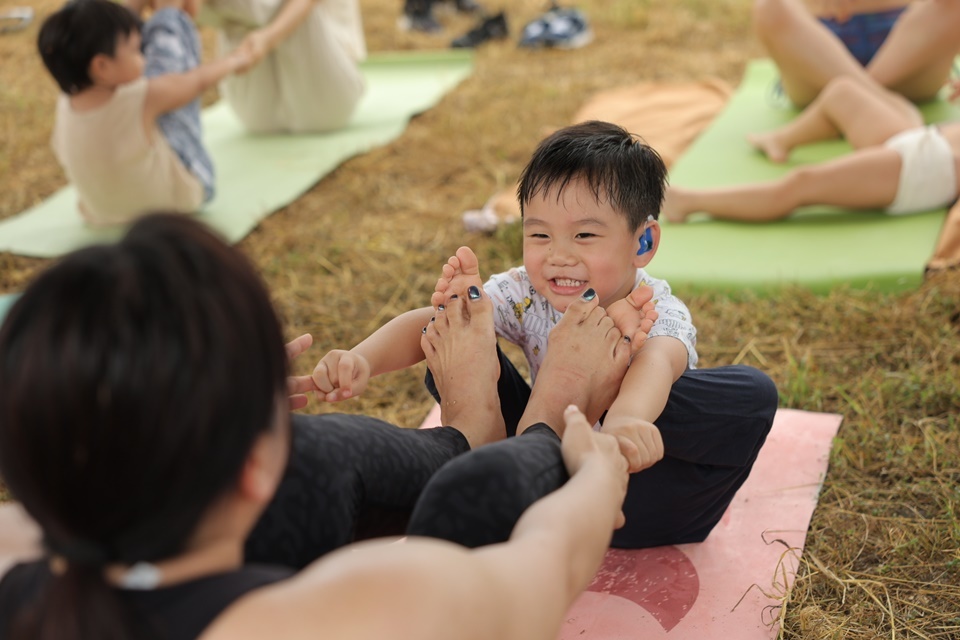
246;357;778;569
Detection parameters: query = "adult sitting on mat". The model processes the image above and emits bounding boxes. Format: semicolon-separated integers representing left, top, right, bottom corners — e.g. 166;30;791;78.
754;0;960;107
0;214;632;640
662;74;960;226
200;0;366;133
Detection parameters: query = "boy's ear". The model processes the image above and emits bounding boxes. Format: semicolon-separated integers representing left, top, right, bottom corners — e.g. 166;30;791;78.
632;221;660;268
88;53;113;84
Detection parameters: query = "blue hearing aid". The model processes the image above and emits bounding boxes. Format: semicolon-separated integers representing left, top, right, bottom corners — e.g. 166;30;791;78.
637;226;654;256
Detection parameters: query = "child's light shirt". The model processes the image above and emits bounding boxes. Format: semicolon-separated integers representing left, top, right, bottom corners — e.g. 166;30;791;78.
483;266;698;382
51;77;204;226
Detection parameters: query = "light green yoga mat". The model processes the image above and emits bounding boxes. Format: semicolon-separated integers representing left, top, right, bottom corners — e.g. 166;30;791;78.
0;293;18;325
0;51;473;259
656;59;960;294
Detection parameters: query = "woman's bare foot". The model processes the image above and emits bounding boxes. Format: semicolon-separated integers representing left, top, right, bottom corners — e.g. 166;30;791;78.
746;131;790;163
605;285;658;356
421;289;504;448
517;296;631;435
431;246;485;310
661;187;697;224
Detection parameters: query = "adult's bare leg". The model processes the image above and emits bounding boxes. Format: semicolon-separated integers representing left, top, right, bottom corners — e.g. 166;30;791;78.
867;0;960;102
753;0;870;106
663;146;902;223
748;75;922;161
517;297;632;433
421;290;505;449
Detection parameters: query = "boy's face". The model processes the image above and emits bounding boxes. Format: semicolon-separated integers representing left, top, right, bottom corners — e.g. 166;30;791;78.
93;31;144;87
522;178;650;312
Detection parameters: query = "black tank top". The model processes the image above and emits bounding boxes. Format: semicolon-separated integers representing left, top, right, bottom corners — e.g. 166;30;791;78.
0;560;293;640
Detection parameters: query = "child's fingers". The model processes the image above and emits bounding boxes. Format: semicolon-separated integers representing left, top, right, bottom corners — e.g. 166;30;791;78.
336;357;359;399
312;357;339;395
615;436;643;474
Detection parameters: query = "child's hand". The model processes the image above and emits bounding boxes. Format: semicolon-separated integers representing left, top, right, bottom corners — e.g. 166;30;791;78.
230;47;256;74
600;417;664;474
238;29;271;70
606;284;659;357
312;350;371;402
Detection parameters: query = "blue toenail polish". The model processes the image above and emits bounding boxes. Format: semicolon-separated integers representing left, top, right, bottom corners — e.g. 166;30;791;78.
438;304;445;311
581;288;597;301
422;326;427;334
468;286;481;300
450;294;458;300
624;336;631;343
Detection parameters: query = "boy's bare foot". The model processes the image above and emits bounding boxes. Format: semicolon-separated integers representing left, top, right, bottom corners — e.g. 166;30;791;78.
421;289;504;449
606;285;658;356
517;295;631;435
746;131;790;163
661;187;695;224
431;246;485;310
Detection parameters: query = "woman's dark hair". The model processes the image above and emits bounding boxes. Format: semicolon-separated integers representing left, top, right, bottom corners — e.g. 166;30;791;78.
517;120;669;232
37;0;142;95
0;214;288;640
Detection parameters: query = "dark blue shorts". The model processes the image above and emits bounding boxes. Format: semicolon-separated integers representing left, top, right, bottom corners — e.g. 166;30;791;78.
819;6;907;66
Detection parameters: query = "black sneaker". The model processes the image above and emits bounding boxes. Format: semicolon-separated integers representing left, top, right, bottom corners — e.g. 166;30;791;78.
400;0;442;33
434;0;484;13
451;11;508;48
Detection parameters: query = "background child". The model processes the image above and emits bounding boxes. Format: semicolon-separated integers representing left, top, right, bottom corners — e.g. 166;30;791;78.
37;0;250;226
312;120;778;549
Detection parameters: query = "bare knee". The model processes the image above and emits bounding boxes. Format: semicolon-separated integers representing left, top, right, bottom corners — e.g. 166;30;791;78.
752;0;792;41
780;167;821;209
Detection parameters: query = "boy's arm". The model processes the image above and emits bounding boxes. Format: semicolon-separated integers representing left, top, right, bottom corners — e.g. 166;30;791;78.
601;336;689;472
238;0;315;67
143;50;250;121
312;307;435;401
350;306;435;376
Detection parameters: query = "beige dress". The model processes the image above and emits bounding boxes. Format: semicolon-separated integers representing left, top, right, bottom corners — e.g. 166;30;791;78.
200;0;367;133
51;78;204;226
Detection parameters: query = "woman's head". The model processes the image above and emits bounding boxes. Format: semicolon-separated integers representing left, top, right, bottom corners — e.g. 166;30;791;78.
0;214;288;567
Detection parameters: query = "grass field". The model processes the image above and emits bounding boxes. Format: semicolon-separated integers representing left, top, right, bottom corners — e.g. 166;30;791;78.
1;0;958;636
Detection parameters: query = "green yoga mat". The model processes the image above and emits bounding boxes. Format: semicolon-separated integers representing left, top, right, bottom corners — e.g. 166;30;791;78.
0;293;18;325
656;59;960;294
0;51;473;259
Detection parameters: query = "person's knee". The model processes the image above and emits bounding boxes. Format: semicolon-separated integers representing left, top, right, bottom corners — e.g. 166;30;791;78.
731;364;779;418
822;75;864;102
783;165;823;205
753;0;791;39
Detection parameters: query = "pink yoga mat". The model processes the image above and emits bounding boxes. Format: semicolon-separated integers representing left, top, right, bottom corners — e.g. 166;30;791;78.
418;407;842;639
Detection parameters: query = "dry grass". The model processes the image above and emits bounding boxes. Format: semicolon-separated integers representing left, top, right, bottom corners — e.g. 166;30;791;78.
1;0;959;636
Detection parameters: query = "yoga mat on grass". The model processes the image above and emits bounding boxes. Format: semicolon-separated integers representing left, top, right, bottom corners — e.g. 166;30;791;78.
0;293;17;325
0;51;473;258
419;406;842;639
658;59;960;293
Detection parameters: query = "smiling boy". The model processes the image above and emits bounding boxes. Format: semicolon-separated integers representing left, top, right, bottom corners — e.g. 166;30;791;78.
313;121;778;549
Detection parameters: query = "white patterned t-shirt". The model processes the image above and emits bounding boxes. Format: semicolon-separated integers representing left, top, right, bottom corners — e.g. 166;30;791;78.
483;267;698;382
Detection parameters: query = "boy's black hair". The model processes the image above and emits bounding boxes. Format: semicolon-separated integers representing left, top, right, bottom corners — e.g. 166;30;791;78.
517;120;668;232
37;0;142;95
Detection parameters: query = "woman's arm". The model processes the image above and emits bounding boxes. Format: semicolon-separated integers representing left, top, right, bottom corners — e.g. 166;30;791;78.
239;0;315;67
0;503;42;579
